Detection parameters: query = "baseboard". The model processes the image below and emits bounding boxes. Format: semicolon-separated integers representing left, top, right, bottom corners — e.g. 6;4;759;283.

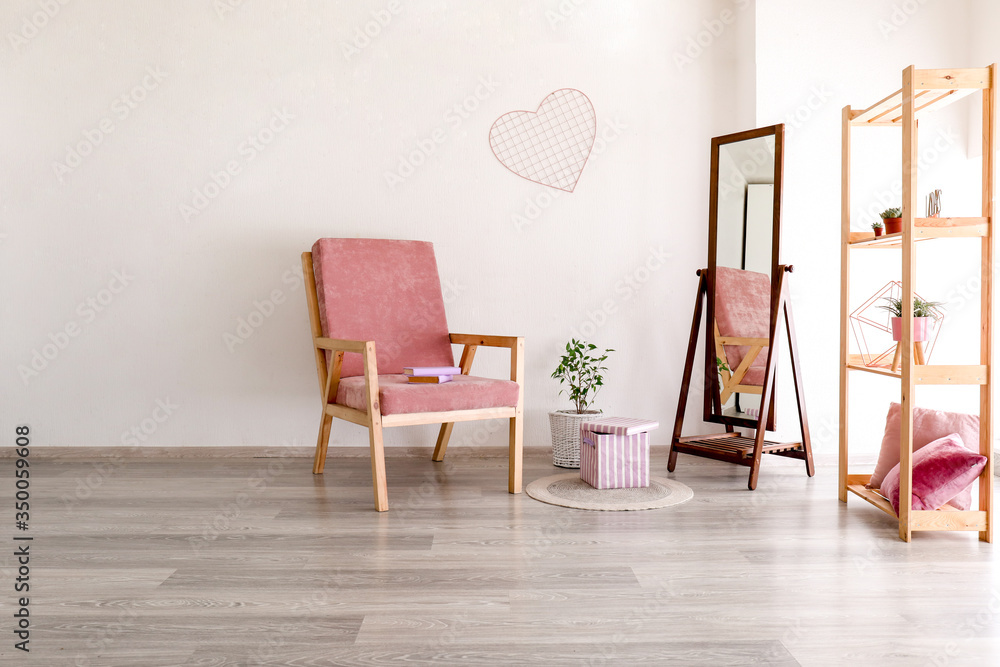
2;445;542;459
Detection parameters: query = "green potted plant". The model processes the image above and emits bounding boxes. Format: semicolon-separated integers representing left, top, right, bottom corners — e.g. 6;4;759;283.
880;207;903;235
878;295;943;342
549;339;613;468
872;220;884;237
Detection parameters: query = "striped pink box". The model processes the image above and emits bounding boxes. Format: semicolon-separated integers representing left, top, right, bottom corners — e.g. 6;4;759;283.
579;417;659;490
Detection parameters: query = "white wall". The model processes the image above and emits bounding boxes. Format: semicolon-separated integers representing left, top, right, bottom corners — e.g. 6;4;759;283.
1;0;757;449
756;0;999;461
6;0;995;456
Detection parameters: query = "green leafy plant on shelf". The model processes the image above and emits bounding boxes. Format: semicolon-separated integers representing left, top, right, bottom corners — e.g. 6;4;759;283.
871;220;884;229
877;295;944;319
880;207;903;219
551;339;613;414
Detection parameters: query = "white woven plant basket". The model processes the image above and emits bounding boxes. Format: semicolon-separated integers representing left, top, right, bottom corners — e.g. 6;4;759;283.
549;410;602;468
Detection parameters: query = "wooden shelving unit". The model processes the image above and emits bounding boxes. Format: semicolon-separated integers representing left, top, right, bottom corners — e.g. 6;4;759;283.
839;65;996;542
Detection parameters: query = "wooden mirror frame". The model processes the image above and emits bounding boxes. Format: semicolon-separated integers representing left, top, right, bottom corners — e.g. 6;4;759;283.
704;124;784;430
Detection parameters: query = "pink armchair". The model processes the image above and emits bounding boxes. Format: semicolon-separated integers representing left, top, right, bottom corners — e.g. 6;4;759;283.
302;238;524;511
713;266;770;403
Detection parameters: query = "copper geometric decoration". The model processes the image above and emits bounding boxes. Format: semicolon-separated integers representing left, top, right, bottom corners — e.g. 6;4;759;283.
849;281;944;368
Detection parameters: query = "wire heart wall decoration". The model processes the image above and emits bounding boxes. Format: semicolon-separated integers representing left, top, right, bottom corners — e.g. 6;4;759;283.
488;88;596;192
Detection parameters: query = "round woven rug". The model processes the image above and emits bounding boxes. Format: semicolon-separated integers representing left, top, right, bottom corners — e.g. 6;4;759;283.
525;473;693;511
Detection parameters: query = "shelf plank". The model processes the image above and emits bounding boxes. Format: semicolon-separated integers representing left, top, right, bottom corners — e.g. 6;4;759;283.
851;88;905;124
674;434;802;459
845;361;987;385
849;218;989;247
913;364;988;385
911;510;988;531
846;363;900;379
915;217;988;238
846;484;896;517
915;67;990;90
851;78;983;126
846;485;981;531
887;88;979;124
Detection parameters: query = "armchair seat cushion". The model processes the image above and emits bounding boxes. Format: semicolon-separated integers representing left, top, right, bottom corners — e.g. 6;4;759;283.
336;375;520;415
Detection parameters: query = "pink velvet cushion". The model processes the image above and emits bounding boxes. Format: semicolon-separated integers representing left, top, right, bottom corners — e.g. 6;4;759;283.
879;433;988;515
714;267;770;386
869;403;980;505
311;239;454;377
336;375;520;415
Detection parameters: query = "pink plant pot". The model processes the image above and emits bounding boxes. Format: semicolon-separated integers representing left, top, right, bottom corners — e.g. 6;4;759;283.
890;316;930;342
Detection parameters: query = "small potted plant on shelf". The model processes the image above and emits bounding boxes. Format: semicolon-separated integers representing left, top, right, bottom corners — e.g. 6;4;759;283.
880;207;903;235
549;339;613;468
872;220;884;237
878;295;944;342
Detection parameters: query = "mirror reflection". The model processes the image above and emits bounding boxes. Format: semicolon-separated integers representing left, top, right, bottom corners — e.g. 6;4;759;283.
716;136;775;275
707;128;781;426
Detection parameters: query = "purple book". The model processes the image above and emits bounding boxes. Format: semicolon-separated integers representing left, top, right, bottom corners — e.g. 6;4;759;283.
404;366;462;376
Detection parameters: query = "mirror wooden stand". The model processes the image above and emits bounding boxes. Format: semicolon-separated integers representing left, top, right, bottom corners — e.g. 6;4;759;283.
668;123;814;489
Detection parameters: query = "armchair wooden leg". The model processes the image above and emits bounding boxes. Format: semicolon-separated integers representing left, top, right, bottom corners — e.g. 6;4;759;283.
509;414;523;494
667;445;679;472
433;422;455;462
368;422;388;511
313;413;333;474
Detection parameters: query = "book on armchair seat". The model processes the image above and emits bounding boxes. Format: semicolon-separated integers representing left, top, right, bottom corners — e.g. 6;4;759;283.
403;366;462;376
406;374;453;384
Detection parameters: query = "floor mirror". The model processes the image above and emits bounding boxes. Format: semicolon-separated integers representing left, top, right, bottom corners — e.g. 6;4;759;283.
668;124;815;489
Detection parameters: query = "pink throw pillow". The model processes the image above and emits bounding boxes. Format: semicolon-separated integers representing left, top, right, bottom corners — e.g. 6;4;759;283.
879;433;987;515
869;403;979;491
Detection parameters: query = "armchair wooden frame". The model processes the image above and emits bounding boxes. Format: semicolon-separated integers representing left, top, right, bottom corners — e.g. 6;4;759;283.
301;252;524;512
713;320;767;404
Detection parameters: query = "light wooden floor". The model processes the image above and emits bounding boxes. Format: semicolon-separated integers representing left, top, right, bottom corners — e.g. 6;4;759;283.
3;447;999;666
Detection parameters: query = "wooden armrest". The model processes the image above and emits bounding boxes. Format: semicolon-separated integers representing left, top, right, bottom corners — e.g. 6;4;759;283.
449;333;522;349
717;336;769;346
315;337;370;353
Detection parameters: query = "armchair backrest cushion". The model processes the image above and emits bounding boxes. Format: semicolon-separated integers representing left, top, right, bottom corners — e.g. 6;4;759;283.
311;238;454;377
714;266;770;385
